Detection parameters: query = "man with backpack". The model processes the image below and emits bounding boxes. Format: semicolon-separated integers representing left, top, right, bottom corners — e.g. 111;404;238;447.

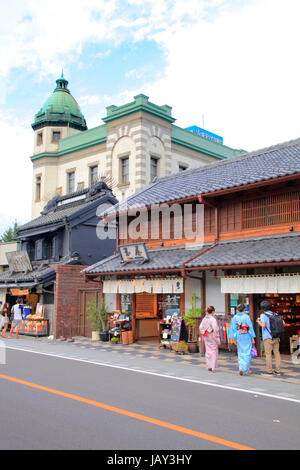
257;300;284;376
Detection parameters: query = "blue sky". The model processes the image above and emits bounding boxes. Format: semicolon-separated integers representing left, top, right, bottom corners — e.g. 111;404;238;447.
0;0;300;234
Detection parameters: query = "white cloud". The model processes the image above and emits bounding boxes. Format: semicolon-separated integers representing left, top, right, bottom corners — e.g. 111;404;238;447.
0;0;221;84
0;118;32;232
78;95;102;106
144;0;300;150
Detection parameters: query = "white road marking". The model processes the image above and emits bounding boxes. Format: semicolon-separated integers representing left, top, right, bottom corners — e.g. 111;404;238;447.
3;344;300;404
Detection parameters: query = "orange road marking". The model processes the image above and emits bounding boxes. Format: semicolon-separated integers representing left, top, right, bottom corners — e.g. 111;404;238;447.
0;373;254;450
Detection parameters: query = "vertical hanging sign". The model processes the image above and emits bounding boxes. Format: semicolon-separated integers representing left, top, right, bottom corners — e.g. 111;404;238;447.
171;315;182;343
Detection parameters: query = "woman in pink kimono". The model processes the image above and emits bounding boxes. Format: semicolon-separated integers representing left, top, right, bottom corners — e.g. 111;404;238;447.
199;306;220;372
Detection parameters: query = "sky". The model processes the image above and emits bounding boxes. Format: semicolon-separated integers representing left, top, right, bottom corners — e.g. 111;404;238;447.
0;0;299;234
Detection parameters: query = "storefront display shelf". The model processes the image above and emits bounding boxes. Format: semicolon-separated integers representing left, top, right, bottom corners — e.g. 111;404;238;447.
19;319;49;337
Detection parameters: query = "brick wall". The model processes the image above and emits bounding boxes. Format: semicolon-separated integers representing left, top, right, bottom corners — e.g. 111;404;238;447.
54;265;101;338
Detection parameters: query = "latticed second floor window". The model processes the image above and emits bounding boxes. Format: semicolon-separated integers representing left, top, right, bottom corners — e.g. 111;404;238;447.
242;191;300;229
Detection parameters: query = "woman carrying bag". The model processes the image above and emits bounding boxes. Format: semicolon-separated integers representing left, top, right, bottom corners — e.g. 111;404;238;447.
229;303;256;376
199;306;220;373
1;303;11;337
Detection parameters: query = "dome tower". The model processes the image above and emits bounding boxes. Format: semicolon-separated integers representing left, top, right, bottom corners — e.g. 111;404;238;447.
32;73;87;155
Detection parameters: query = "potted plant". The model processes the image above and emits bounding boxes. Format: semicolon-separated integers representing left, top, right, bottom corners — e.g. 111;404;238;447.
87;298;109;341
183;293;202;353
172;341;187;355
110;336;120;344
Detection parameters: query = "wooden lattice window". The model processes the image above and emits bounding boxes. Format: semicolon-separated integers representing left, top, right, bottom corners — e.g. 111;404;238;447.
242;191;300;229
136;293;157;318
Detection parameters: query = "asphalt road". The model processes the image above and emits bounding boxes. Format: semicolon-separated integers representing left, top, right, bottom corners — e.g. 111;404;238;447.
0;343;299;452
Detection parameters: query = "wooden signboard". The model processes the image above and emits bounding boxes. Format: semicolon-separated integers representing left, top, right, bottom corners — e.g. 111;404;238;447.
6;251;32;273
10;289;29;296
119;243;149;264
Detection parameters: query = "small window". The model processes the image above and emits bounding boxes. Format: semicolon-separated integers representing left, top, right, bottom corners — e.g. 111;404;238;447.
28;242;35;261
89;165;98;186
35;240;43;260
37;132;43;146
67;171;75;194
179;165;188;172
77;182;84;191
44;238;53;259
35;175;41;201
120;157;129;185
150;156;159;181
52;131;61;142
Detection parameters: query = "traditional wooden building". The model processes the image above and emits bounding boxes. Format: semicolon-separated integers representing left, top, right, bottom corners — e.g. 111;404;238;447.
83;138;300;354
0;182;117;337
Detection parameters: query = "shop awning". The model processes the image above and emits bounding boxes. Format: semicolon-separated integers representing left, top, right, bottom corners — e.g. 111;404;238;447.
103;278;184;294
221;274;300;294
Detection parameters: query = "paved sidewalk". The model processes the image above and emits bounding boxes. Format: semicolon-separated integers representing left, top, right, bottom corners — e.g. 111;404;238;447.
7;334;299;385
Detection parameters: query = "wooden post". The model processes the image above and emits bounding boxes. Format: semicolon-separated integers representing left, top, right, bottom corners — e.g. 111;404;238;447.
249;294;254;323
132;293;136;341
225;293;230;318
201;271;206;316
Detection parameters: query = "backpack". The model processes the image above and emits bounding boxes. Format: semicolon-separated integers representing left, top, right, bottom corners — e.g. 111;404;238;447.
264;311;285;339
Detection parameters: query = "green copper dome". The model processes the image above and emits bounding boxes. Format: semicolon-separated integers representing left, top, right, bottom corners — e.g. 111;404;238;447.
32;74;87;131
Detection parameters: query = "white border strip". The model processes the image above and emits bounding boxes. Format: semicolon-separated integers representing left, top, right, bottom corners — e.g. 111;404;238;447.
5;345;300;404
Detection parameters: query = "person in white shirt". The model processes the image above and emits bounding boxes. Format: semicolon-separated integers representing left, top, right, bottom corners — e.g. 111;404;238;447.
8;298;23;339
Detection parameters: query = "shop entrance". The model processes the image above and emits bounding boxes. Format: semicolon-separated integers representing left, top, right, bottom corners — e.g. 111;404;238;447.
254;293;300;355
135;293;159;341
78;290;102;337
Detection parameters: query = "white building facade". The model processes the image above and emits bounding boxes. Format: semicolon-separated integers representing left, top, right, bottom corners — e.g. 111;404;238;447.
31;76;244;219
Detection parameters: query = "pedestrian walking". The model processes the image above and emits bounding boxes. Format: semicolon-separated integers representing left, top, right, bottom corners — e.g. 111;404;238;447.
0;301;4;330
256;300;282;376
8;298;24;339
229;304;256;376
199;306;220;373
0;303;10;335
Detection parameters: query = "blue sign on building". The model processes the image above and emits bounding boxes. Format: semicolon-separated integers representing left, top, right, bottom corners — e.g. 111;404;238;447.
185;125;223;144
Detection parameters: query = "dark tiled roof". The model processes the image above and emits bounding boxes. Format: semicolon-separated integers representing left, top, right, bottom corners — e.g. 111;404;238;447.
185;233;300;268
84;233;300;275
0;256;79;285
105;138;300;216
0;263;55;284
83;246;198;274
18;184;117;233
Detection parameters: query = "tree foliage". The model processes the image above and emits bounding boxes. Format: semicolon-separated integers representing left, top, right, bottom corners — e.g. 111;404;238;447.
1;221;18;242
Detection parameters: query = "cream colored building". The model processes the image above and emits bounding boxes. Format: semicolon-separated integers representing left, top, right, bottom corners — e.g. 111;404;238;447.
0;241;19;273
0;241;19;304
31;75;244;219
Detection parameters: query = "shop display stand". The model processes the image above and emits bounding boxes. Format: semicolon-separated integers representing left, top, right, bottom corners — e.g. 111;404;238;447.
158;320;172;349
263;294;300;353
19;318;49;337
18;304;48;337
109;318;130;344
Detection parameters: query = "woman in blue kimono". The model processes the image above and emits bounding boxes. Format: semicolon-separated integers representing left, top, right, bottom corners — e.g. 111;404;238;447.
229;304;256;376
